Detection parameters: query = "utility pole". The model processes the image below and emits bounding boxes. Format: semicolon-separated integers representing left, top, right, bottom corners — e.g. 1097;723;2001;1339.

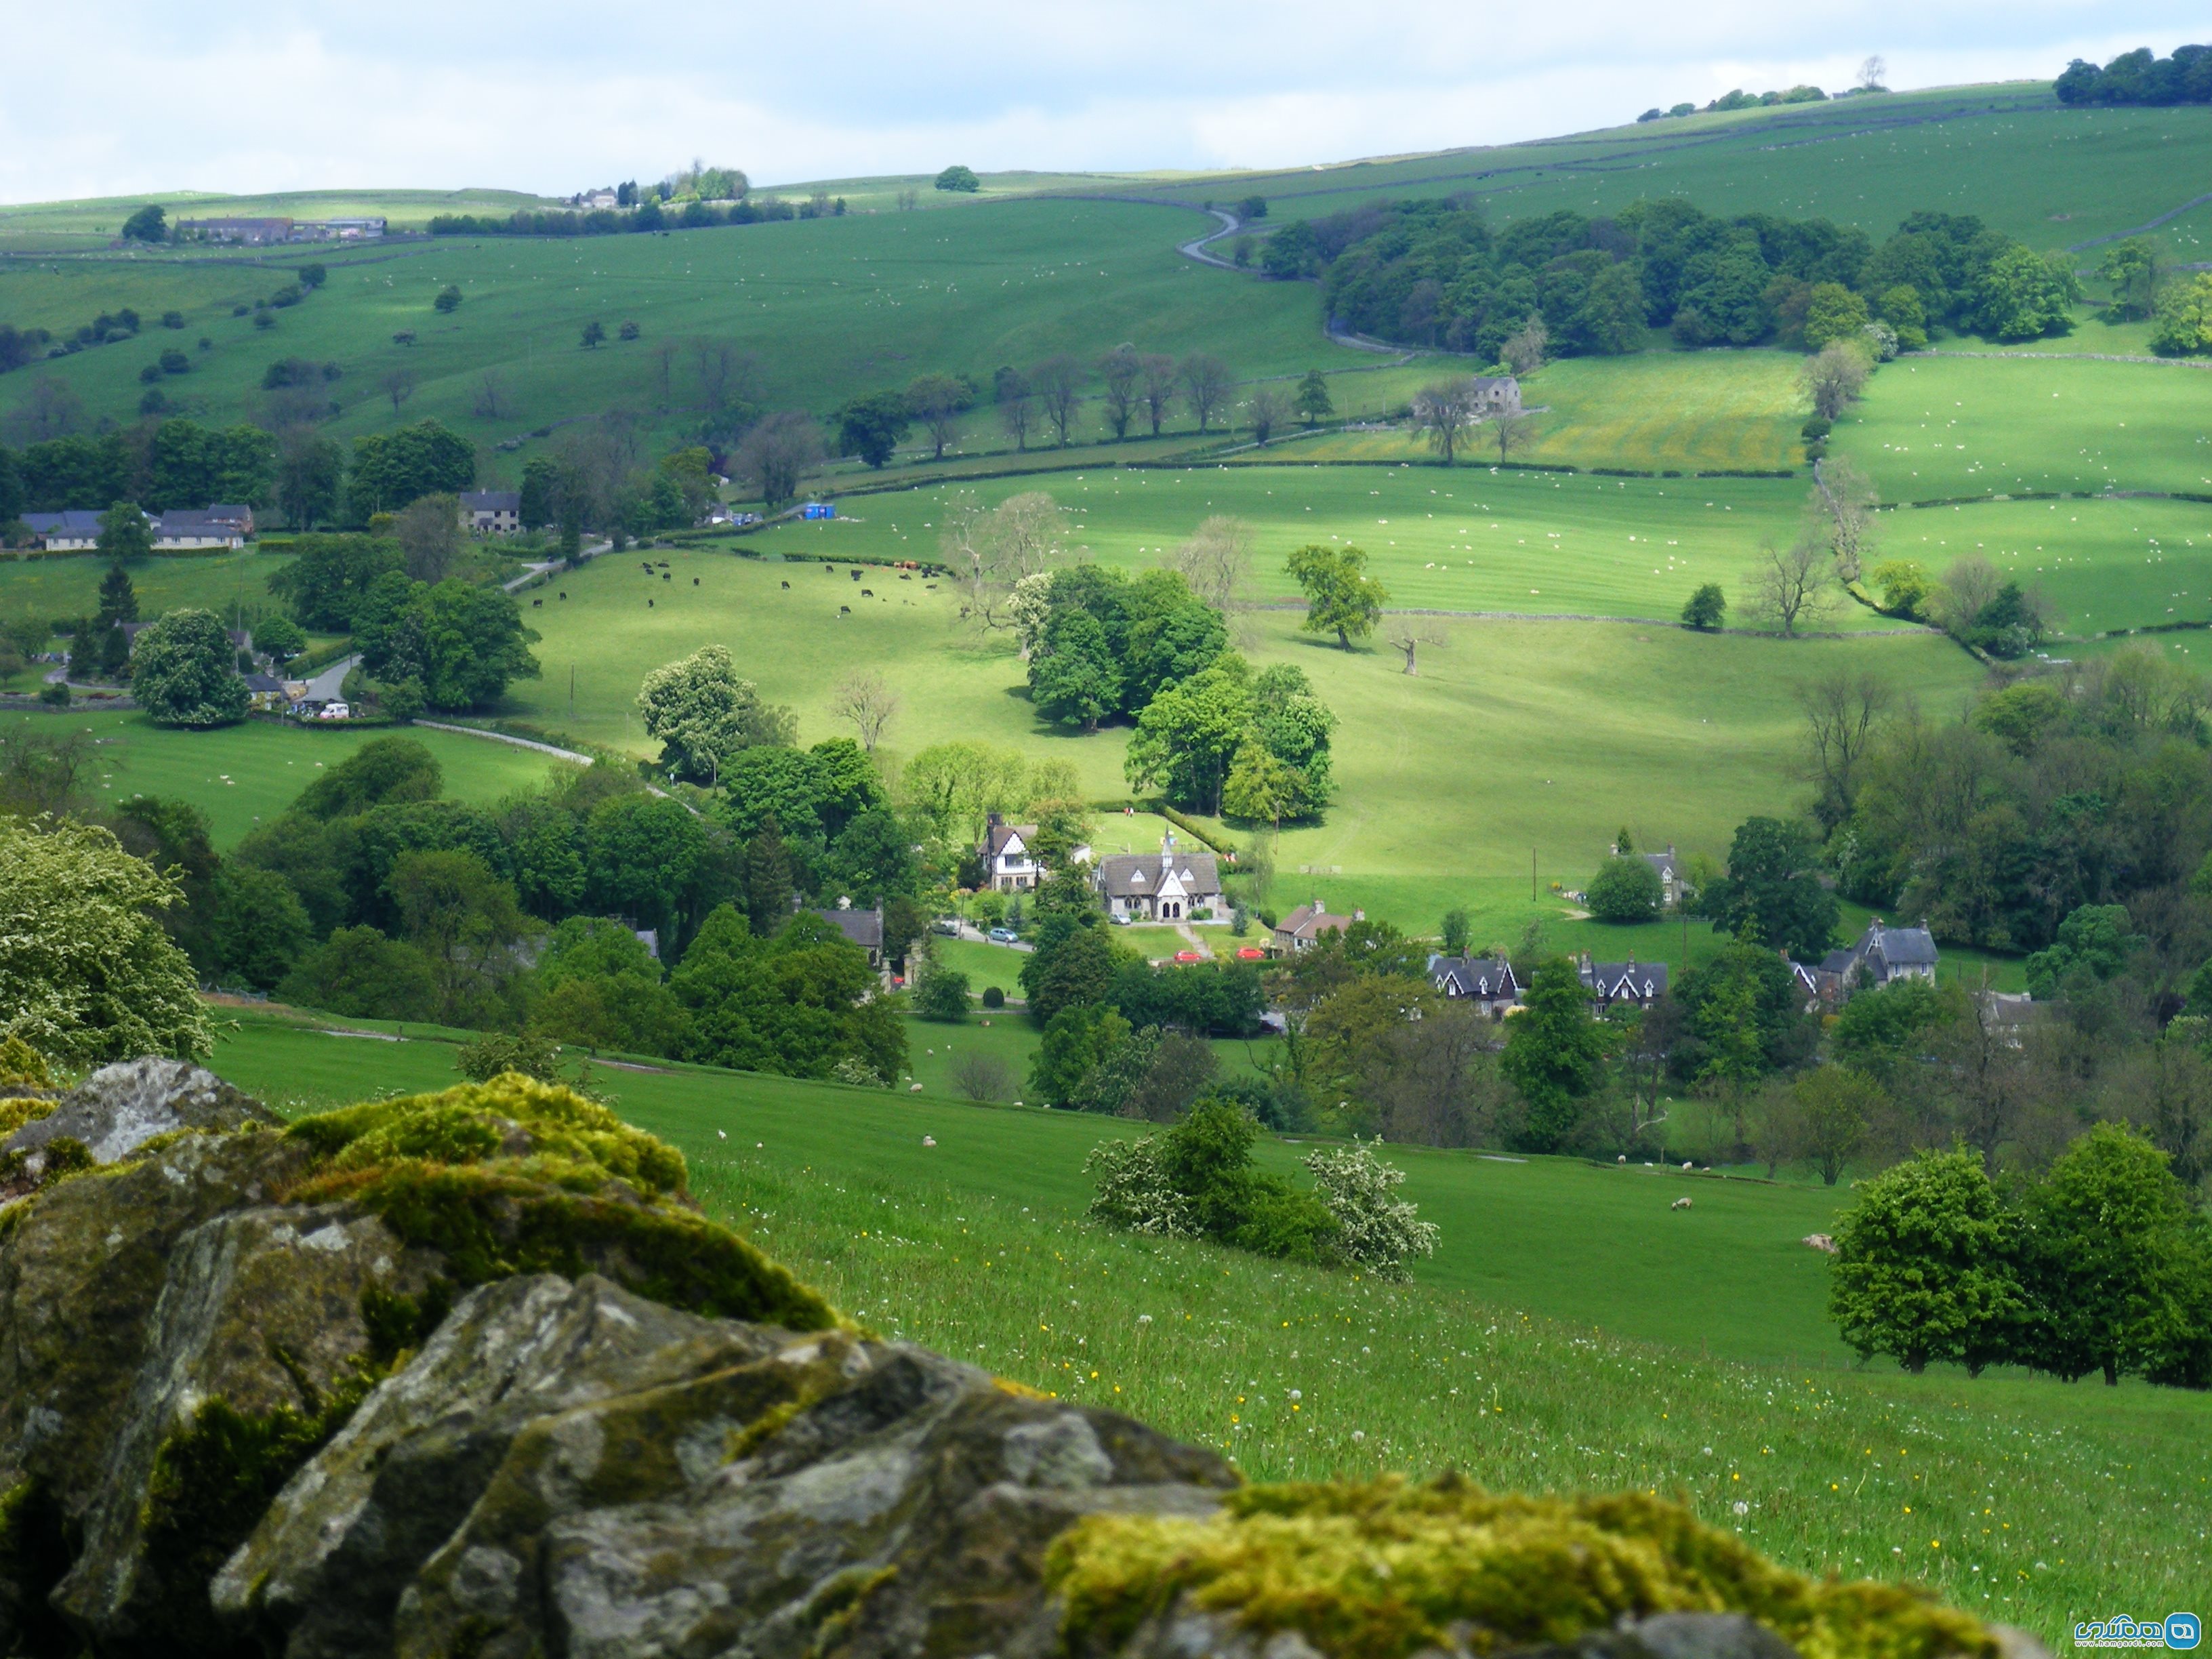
1531;847;1538;903
569;663;575;718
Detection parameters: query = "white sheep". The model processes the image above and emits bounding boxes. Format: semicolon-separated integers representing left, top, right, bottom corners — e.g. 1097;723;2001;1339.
1671;1197;1693;1211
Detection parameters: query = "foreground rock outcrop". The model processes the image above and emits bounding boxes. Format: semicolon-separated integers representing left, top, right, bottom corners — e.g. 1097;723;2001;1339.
0;1063;2005;1659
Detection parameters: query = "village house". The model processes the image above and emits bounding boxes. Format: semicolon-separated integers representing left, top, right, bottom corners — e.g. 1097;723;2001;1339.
242;673;288;712
1096;832;1222;923
1273;899;1361;954
18;511;104;551
812;901;888;970
154;510;246;550
1641;844;1689;908
174;216;295;245
1814;918;1940;999
981;813;1042;891
1577;954;1669;1010
459;491;522;535
1471;375;1521;415
1429;955;1521;1013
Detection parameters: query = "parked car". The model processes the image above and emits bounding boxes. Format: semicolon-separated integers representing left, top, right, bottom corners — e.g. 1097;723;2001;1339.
1172;949;1204;964
931;917;962;937
987;926;1019;944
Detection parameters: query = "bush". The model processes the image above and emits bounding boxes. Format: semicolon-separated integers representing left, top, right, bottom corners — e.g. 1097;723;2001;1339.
949;1050;1012;1103
912;961;971;1021
1681;583;1726;630
1585;855;1663;922
455;1030;564;1083
981;985;1005;1009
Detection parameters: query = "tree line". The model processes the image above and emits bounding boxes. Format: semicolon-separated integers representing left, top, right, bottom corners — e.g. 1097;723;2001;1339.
2056;45;2212;106
1292;197;2079;359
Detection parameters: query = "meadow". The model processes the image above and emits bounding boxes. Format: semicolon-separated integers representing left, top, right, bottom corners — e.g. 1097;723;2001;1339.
203;1012;2212;1634
2;708;562;844
503;540;1984;937
1105;85;2212;255
0;546;295;623
0;200;1361;466
1835;351;2212;501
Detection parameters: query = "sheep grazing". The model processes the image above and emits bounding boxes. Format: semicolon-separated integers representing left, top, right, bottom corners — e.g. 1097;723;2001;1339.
1671;1197;1693;1211
1803;1233;1837;1254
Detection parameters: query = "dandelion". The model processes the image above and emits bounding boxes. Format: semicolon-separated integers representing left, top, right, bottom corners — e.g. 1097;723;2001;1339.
1352;1430;1366;1443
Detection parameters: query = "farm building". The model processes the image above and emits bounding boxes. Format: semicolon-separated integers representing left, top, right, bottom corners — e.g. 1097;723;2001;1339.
154;510;246;550
1471;376;1521;414
1096;834;1221;923
812;901;888;970
460;491;522;535
1814;918;1940;998
18;511;104;551
1641;844;1689;907
174;217;294;245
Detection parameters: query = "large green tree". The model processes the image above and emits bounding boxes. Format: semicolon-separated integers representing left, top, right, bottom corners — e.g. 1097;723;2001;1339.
1285;544;1387;649
1828;1147;2023;1375
636;644;796;783
1499;956;1611;1152
670;907;905;1082
1123;659;1254;814
267;535;407;631
98;501;153;563
345;419;475;520
130;609;248;726
1702;815;1839;962
0;817;209;1063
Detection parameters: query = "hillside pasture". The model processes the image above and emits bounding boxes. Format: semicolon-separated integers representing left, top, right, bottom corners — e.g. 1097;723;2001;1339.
3;708;564;845
207;1012;2212;1633
1836;351;2212;501
749;462;1920;625
0;201;1362;466
0;547;295;626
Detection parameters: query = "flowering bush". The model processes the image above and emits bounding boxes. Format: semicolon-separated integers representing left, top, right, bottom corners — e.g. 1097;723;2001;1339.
1083;1136;1196;1237
1304;1143;1439;1281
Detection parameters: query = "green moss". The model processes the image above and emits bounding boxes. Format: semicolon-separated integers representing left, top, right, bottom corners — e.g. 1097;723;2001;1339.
360;1280;456;1368
0;1136;96;1196
1047;1475;1995;1659
135;1367;380;1657
0;1097;55;1138
286;1077;833;1331
289;1075;687;1196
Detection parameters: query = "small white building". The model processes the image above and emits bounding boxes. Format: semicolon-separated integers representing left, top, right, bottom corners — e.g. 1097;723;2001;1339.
1095;832;1222;923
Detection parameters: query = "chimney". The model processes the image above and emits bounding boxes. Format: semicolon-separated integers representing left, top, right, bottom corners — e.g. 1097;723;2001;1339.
987;811;1003;829
837;895;852;910
1313;897;1324;915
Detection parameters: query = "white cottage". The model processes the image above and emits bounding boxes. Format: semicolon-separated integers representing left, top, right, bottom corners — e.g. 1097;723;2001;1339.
1094;832;1222;922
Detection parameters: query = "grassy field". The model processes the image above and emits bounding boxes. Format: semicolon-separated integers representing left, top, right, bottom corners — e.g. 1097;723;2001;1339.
1835;351;2212;501
0;547;295;627
1101;85;2212;254
202;1012;2212;1634
743;463;1927;626
3;708;565;844
0;200;1364;466
501;539;1983;937
1271;350;1810;476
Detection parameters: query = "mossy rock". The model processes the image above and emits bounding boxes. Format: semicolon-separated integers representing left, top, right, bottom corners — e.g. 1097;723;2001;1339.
0;1100;55;1140
287;1075;832;1331
1046;1475;1997;1659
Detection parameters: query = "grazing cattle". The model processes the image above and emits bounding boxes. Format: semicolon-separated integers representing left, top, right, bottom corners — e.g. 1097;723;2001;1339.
851;570;861;581
1671;1197;1692;1210
781;580;790;588
663;573;671;581
693;577;700;585
531;598;542;607
558;591;567;599
648;598;654;607
839;605;851;614
861;588;872;598
899;573;912;581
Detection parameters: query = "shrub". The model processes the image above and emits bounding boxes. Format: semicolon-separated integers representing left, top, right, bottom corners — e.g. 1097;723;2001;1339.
981;985;1005;1010
912;961;971;1021
949;1050;1011;1103
1584;855;1662;922
1681;583;1725;630
1304;1144;1440;1280
454;1031;565;1084
1083;1136;1197;1236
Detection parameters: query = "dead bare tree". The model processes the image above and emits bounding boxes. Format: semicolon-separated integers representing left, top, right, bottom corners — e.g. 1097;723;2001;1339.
1746;533;1839;636
831;669;900;752
1500;313;1549;375
381;366;417;415
1388;623;1444;676
1490;407;1539;465
1165;516;1253;617
691;340;759;413
1812;455;1880;582
950;1050;1012;1103
1247;384;1288;446
1099;345;1141;439
1029;355;1085;447
941;490;1070;633
472;371;509;421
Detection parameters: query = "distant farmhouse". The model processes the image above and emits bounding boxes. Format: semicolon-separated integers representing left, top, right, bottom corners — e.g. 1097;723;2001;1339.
812;903;888;971
459;491;520;535
981;813;1042;892
173;216;386;245
1273;900;1360;954
1641;844;1689;908
1577;954;1668;1011
21;505;251;552
1471;376;1522;415
1812;918;1939;1000
1096;833;1221;922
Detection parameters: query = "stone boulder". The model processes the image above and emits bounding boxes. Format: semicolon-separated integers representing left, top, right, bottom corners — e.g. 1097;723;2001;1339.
3;1058;276;1166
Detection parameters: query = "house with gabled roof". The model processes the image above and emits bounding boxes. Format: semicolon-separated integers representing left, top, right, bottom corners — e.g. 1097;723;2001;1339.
1272;899;1359;954
1095;832;1221;923
1814;918;1939;1000
1641;843;1689;908
981;812;1043;892
1429;955;1521;1013
1577;954;1668;1010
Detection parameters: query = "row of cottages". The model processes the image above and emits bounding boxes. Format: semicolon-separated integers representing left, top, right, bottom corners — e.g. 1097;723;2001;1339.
1429;953;1670;1015
20;505;255;552
172;216;386;244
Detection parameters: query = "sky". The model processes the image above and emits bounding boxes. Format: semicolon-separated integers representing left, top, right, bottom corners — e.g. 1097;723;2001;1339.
1;4;2205;203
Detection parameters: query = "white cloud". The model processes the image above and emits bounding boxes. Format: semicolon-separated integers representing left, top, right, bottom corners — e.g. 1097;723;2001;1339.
0;2;2204;201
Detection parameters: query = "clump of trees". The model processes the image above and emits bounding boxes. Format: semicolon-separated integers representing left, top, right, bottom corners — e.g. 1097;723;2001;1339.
1312;197;2077;356
1086;1099;1437;1278
2057;45;2212;106
1830;1130;2211;1387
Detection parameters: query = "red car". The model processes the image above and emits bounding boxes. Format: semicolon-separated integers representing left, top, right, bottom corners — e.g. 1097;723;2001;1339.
1172;949;1204;964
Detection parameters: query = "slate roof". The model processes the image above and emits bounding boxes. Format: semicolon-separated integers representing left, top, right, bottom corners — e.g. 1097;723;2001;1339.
1579;959;1669;1000
813;906;885;952
1097;849;1221;899
1431;956;1519;1000
21;511;104;537
983;816;1038;859
462;490;521;512
1864;922;1938;966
